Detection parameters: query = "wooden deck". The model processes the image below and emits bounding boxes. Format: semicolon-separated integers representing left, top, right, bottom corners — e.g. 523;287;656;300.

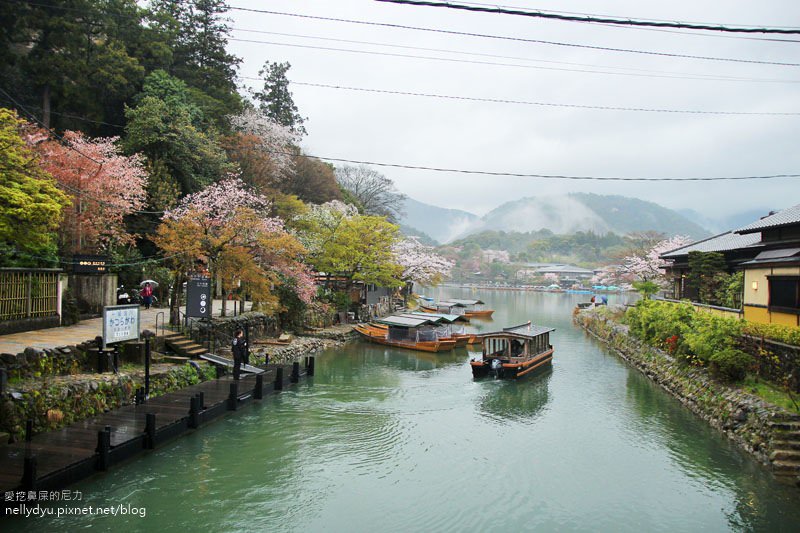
0;361;310;494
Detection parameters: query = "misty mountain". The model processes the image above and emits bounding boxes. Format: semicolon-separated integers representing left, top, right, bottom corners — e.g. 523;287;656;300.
678;207;777;234
399;197;480;244
402;194;710;243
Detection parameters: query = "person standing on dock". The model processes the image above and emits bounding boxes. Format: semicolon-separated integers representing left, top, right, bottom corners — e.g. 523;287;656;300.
232;329;247;380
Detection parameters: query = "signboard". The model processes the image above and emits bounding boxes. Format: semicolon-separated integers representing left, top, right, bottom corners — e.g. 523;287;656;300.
186;275;212;318
73;255;109;274
102;304;140;348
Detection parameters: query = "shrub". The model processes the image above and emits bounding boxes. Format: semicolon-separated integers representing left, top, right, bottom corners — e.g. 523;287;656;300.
684;314;743;365
743;321;800;347
709;348;753;382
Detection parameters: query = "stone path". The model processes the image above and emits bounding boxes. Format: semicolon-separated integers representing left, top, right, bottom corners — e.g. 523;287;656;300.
0;300;252;355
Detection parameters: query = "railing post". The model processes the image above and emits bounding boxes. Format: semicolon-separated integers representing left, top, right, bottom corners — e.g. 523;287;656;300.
274;366;284;390
22;455;37;490
308;356;315;377
197;392;204;410
25;419;33;442
228;382;238;410
254;374;263;399
189;396;200;429
291;361;300;383
96;427;111;471
145;413;156;449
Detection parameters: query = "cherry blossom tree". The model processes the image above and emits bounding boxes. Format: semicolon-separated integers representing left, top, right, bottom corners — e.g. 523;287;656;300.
228;108;298;185
544;273;560;285
392;236;453;287
623;235;692;287
30;130;148;253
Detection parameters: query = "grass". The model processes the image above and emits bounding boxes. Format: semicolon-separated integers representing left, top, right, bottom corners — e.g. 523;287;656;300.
742;376;800;414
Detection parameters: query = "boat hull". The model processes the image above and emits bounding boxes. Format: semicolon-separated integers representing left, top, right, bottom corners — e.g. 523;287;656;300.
353;325;456;352
470;349;553;379
465;310;494;318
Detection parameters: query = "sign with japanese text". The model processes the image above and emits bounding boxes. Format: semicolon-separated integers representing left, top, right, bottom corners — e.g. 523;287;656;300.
73;255;109;274
102;304;140;347
187;275;212;318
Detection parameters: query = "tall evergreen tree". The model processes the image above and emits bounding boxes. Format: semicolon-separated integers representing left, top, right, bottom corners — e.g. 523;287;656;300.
254;61;307;136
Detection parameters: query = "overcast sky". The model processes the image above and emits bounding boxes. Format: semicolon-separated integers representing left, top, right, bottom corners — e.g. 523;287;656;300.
226;0;800;219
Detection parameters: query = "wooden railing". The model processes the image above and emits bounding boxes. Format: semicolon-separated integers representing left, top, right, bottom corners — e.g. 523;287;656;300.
0;269;61;321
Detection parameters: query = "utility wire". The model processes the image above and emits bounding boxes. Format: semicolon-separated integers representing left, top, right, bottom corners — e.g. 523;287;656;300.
270;150;800;182
232;27;800;75
227;5;800;65
375;0;800;35
242;78;799;117
229;37;800;84
1;247;186;267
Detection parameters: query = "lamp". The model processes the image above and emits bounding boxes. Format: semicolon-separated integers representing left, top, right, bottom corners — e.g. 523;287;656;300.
751;281;758;291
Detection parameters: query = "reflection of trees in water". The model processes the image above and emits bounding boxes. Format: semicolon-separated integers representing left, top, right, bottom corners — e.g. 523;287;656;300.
478;369;552;424
623;371;800;530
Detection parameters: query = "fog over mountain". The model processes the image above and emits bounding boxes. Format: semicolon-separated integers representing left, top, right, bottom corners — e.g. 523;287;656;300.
401;193;711;243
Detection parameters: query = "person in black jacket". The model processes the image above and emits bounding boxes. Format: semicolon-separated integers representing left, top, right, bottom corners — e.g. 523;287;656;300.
231;329;247;380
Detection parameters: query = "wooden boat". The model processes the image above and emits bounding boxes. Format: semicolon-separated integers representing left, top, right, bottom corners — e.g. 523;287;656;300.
470;322;555;379
446;299;494;319
353;315;457;352
376;314;470;348
420;301;468;318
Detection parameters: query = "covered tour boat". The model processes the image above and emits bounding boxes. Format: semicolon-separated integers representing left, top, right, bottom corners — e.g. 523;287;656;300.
353;315;457;352
470;322;554;379
423;298;494;318
420;300;468;318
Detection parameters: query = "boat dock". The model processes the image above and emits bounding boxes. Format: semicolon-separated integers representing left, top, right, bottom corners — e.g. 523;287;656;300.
0;359;313;494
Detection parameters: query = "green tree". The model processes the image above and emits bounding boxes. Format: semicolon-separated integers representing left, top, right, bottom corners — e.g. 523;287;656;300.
254;61;307;136
687;251;728;305
0;108;70;266
124;95;229;194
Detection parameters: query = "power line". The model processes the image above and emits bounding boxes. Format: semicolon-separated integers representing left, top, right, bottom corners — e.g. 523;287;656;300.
231;27;800;72
243;78;799;117
271;151;800;182
375;0;800;35
229;37;800;84
227;5;800;58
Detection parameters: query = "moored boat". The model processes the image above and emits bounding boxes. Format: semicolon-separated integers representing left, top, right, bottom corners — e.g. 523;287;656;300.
470;322;555;379
446;299;494;319
353;315;457;352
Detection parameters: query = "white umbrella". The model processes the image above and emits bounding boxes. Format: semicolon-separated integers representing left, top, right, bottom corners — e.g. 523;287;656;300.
140;280;159;287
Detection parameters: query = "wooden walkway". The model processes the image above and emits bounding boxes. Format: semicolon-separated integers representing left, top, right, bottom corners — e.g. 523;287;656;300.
0;360;311;494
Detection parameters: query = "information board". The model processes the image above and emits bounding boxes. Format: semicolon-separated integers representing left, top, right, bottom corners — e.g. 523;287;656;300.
187;275;212;318
73;255;109;274
102;304;140;348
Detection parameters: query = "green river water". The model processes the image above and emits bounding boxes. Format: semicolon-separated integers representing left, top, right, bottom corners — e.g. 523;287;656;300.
7;288;800;532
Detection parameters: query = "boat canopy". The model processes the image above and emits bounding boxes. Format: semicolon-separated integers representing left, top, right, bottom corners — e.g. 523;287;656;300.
397;313;448;325
479;322;556;340
447;299;485;306
376;315;436;328
405;311;466;323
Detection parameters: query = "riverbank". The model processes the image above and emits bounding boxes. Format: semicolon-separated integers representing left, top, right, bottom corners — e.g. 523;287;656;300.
574;306;800;486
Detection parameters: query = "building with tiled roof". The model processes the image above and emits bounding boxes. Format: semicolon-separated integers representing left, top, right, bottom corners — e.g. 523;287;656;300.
660;203;800;326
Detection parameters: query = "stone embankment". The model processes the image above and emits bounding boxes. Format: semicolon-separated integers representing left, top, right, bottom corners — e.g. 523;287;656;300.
575;307;800;486
250;325;358;365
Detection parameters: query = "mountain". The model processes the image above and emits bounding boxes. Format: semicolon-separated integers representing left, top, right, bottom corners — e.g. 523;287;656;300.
399;197;480;244
679;207;777;234
459;193;710;240
401;194;711;243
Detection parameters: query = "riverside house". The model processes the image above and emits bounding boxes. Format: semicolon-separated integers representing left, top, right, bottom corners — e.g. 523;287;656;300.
661;203;800;327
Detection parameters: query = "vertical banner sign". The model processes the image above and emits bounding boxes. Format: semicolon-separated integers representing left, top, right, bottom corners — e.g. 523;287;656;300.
187;275;212;318
102;304;140;348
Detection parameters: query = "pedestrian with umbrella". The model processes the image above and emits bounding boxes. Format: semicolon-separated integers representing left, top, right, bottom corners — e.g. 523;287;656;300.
140;281;154;310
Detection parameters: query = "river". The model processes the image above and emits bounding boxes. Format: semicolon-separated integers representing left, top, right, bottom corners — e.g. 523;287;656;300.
7;288;800;532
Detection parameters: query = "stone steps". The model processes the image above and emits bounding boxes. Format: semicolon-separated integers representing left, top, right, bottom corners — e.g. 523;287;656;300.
768;420;800;431
772;460;800;474
772;440;800;451
163;333;208;359
770;449;800;462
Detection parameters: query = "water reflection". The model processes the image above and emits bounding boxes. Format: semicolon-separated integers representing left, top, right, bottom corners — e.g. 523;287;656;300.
477;368;552;425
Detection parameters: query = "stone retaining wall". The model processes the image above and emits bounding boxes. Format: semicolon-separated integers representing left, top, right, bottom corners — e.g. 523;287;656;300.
574;307;796;467
0;363;216;443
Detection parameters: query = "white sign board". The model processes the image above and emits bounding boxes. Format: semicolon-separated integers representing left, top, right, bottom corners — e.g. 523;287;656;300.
102;304;141;348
